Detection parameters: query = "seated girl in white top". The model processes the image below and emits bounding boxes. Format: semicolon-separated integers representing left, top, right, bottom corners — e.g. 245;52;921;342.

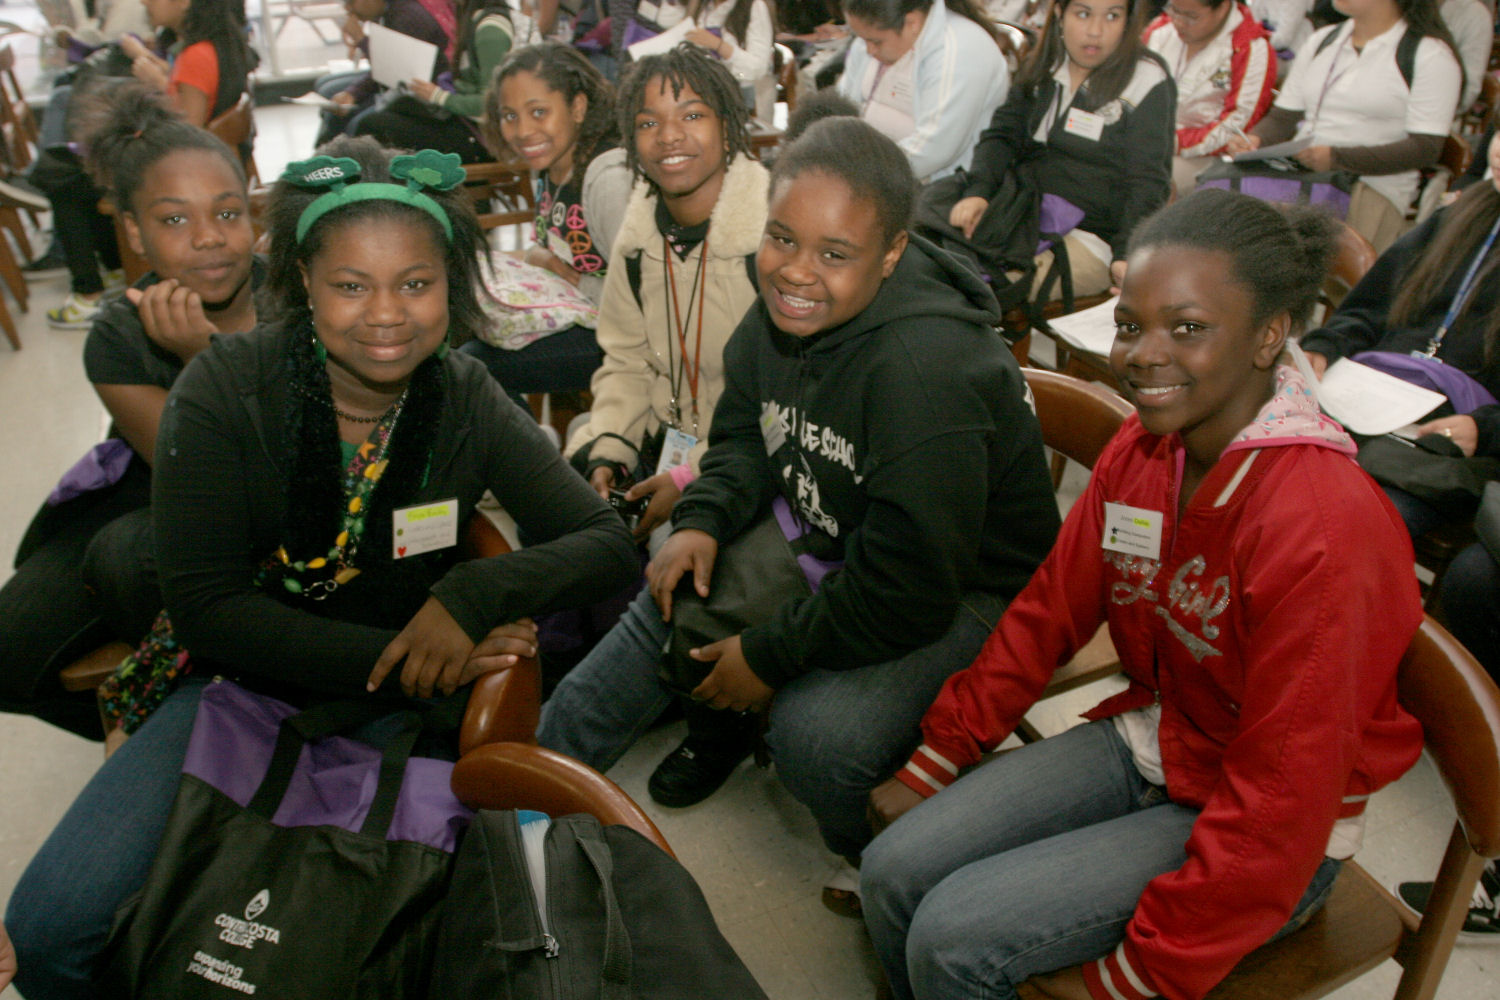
684;0;778;121
1227;0;1463;252
1144;0;1276;193
837;0;1011;182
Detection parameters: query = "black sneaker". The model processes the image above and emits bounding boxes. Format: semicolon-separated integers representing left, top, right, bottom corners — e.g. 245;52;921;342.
1398;860;1500;942
23;241;65;279
647;732;753;808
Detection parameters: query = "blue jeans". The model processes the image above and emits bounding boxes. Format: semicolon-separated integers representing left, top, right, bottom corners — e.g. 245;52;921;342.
7;678;209;1000
862;720;1343;1000
1382;485;1452;540
1441;541;1500;685
538;587;1005;857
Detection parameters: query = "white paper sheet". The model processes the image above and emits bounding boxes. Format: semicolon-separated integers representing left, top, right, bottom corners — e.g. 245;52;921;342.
1230;136;1311;163
365;22;439;89
627;18;713;60
284;91;342;110
1315;359;1445;436
1044;295;1120;358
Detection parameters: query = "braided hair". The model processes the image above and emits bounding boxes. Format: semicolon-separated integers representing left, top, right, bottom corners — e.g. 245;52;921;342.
615;44;752;183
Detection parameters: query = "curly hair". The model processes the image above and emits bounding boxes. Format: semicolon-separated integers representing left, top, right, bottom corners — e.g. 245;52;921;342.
482;42;619;169
615;44;752;183
259;136;489;347
75;82;245;214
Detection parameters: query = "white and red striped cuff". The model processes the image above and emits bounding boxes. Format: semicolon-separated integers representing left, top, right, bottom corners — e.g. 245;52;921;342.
1083;942;1159;1000
896;745;959;797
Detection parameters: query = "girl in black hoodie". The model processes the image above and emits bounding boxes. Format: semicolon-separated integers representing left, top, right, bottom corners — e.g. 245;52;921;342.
539;117;1059;878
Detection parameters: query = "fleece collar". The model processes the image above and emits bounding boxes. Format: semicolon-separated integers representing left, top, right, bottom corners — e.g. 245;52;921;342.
614;155;770;260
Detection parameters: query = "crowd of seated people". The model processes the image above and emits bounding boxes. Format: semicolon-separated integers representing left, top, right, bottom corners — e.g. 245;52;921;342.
3;0;1499;993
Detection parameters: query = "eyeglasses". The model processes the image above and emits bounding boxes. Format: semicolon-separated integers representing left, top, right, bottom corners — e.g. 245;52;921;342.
1163;3;1203;23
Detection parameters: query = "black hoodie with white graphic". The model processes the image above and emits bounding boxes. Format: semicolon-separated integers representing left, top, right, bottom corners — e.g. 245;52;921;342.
671;234;1061;688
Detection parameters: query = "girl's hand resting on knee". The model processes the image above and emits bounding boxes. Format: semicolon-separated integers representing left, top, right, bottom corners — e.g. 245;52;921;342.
464;618;539;678
868;776;924;835
367;597;476;697
689;635;773;712
647;528;718;621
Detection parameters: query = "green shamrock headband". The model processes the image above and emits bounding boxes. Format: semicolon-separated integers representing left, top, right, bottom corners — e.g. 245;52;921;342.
283;150;467;244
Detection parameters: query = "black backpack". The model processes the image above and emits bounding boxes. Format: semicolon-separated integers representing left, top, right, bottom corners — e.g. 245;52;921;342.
913;164;1044;314
429;810;769;999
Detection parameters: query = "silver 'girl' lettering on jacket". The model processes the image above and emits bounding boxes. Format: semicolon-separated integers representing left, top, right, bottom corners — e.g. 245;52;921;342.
1105;551;1229;661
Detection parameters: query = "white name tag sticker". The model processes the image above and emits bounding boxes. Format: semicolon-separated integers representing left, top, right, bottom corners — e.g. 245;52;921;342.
1102;502;1162;560
655;426;698;476
392;499;459;559
546;229;573;263
1065;108;1105;141
760;406;787;455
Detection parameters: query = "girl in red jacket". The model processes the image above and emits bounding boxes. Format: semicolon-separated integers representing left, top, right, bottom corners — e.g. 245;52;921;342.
861;187;1425;1000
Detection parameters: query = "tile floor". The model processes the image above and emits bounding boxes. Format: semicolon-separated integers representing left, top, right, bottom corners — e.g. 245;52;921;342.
0;104;1497;1000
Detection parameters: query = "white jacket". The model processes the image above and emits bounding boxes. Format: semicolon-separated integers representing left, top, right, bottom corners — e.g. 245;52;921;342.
838;0;1009;182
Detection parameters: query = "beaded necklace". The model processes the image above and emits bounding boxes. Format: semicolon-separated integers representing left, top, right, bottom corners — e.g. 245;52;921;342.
268;388;408;600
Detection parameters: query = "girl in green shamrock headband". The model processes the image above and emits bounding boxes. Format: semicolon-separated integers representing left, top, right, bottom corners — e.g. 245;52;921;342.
7;135;638;994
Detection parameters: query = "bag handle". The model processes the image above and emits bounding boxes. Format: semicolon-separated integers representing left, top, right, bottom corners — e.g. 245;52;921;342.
573;820;634;1000
247;701;424;838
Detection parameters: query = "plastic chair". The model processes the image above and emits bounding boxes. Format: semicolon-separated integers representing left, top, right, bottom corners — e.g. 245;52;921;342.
1014;369;1134;743
1013;615;1500;1000
451;742;675;857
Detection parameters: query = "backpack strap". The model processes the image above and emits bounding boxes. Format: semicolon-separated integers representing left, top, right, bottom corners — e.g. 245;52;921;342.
1395;29;1418;90
626;248;758;309
625;250;644;311
1314;24;1417;89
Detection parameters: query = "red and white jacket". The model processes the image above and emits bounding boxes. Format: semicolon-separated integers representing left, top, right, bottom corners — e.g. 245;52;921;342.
899;369;1424;1000
1145;4;1276;159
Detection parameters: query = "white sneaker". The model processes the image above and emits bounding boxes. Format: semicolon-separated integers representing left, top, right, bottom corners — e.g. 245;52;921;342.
46;292;102;329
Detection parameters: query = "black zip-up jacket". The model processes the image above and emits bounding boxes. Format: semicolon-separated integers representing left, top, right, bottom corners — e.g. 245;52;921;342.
152;322;638;702
671;235;1061;688
961;55;1176;263
1301;207;1500;456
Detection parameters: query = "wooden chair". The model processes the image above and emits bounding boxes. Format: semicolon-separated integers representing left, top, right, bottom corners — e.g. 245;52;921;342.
0;44;37;171
996;22;1035;74
1205;615;1500;999
1020;615;1500;1000
58;511;543;758
1315;219;1378;322
1412;133;1471;225
774;41;797;112
205;92;260;185
452;742;674;856
1014;368;1134;742
463;157;535;240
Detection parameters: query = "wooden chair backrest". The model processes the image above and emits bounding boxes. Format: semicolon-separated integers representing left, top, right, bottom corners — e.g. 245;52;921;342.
462;158;535;237
1022;367;1134;472
206;92;259;183
451;742;675;856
